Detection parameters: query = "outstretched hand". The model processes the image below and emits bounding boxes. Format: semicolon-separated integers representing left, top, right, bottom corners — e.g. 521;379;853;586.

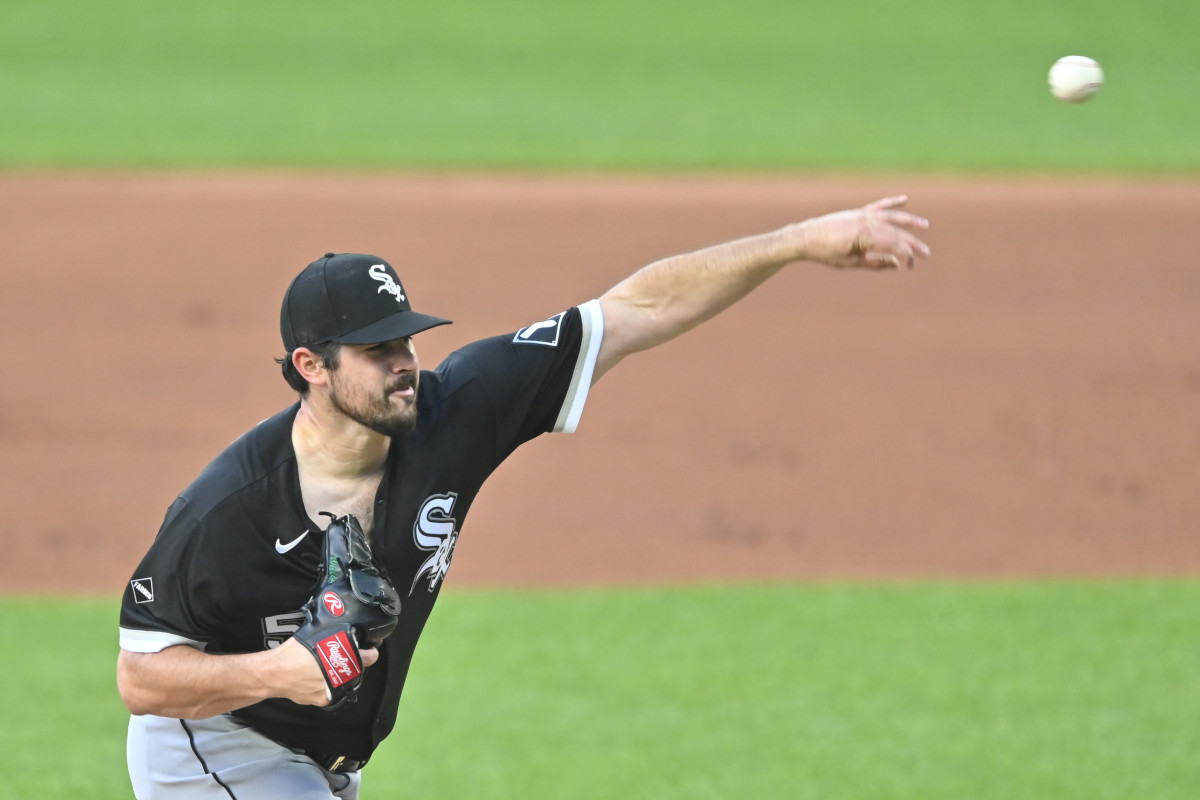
592;193;933;381
796;195;931;270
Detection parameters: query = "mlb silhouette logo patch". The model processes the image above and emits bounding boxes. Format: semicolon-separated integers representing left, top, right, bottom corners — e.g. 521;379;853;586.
131;578;155;604
514;312;564;347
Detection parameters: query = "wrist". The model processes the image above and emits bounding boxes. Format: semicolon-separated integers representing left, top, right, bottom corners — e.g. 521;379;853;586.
261;641;308;700
270;637;333;706
777;222;811;264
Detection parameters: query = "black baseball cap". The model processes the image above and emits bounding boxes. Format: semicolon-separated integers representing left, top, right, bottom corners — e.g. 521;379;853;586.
280;253;451;350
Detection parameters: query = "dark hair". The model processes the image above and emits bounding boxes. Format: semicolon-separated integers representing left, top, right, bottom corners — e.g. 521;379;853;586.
276;341;342;395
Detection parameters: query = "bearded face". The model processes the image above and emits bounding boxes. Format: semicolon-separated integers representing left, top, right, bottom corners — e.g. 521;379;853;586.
326;358;420;438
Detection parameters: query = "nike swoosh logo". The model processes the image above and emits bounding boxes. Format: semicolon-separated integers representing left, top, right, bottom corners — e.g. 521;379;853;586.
275;530;310;554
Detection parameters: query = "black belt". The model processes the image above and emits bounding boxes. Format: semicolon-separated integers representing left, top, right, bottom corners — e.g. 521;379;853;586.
304;750;368;773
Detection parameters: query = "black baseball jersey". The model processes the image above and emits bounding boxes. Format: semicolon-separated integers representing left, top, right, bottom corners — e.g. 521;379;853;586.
119;301;604;759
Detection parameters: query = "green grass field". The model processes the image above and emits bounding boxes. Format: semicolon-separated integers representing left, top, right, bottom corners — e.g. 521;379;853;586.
4;1;1197;798
5;582;1197;799
2;0;1199;171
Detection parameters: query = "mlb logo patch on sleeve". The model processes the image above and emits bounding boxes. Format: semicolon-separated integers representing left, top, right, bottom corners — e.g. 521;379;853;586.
514;312;565;347
131;578;155;604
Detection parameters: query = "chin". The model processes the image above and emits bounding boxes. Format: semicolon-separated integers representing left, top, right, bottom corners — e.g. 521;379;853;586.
371;410;417;439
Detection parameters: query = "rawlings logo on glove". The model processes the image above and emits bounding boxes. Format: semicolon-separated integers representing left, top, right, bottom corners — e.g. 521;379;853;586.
314;631;363;688
293;513;401;708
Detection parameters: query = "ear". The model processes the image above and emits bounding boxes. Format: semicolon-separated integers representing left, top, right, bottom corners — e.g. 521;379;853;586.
292;348;328;387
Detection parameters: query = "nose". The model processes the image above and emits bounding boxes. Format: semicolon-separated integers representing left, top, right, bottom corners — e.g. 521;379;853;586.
386;339;418;372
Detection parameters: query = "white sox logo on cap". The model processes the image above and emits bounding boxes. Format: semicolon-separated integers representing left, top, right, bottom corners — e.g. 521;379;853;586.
281;253;451;350
369;264;407;303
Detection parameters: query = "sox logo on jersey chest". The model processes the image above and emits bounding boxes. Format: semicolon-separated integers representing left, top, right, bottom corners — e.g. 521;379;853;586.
411;492;460;595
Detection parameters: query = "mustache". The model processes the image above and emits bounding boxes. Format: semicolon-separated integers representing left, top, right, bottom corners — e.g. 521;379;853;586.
387;374;418;393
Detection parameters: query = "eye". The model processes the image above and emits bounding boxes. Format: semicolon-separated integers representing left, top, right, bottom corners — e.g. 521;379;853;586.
364;339;412;356
388;338;414;351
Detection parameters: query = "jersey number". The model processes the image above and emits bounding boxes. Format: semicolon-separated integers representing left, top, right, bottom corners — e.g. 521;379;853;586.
262;611;306;649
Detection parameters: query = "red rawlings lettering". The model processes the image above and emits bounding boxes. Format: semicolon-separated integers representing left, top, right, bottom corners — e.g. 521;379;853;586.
315;632;362;687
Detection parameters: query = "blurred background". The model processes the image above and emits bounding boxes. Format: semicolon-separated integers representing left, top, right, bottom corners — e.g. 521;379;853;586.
1;1;1197;798
2;0;1198;172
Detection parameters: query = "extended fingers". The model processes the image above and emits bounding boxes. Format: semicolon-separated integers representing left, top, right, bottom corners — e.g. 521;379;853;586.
869;201;932;266
813;197;931;270
865;227;929;270
864;195;930;232
864;195;909;212
882;209;930;231
898;229;931;260
889;234;929;269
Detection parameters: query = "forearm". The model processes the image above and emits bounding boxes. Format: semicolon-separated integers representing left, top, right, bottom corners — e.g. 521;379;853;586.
598;225;801;360
592;196;930;379
117;639;323;718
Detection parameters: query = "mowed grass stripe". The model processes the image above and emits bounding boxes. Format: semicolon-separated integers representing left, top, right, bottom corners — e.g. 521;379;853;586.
1;0;1199;170
6;581;1196;799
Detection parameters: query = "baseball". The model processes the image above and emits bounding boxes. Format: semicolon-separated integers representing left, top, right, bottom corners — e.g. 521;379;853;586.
1048;55;1103;103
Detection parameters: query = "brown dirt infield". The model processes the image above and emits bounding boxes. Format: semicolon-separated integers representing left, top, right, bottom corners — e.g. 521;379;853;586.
3;174;1198;593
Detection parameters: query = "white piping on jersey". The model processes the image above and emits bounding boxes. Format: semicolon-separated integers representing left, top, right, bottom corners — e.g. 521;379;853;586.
119;626;207;654
554;299;604;434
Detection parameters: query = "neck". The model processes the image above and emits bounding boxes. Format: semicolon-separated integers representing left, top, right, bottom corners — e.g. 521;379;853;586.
293;398;389;479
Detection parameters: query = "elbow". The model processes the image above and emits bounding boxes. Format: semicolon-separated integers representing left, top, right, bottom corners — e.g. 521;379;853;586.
121;695;154;717
116;650;158;716
595;294;676;360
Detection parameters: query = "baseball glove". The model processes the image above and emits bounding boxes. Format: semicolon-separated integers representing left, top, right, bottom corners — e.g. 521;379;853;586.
294;512;401;708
